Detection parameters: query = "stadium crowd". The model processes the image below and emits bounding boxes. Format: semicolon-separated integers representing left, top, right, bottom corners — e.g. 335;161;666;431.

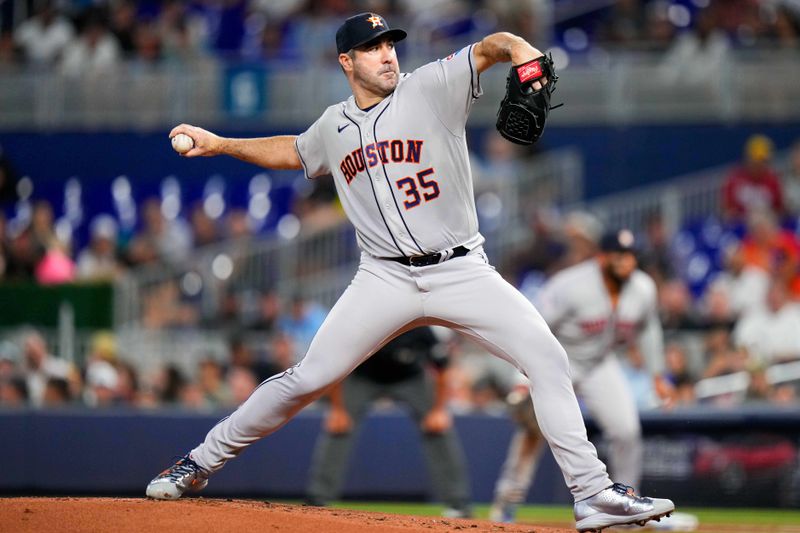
0;1;799;413
0;0;798;74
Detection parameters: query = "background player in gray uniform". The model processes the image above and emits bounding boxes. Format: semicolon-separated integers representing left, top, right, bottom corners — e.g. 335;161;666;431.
305;327;471;517
490;230;674;523
146;13;674;531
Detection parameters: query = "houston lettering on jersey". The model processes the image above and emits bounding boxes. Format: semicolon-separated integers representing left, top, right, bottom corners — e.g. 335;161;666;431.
339;139;424;184
578;319;640;341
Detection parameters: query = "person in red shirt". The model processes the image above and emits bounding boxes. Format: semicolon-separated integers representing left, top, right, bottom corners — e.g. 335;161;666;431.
723;134;784;220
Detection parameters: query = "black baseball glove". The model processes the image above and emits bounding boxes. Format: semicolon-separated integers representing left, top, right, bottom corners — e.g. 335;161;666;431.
496;54;560;145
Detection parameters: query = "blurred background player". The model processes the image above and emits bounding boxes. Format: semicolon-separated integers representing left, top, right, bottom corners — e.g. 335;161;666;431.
490;229;696;530
305;327;471;518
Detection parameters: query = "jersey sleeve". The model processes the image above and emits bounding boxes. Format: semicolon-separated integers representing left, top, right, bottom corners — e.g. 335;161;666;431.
412;44;483;135
295;115;330;179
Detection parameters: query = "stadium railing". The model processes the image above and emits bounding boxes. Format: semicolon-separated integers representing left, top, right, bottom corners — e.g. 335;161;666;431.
1;49;799;129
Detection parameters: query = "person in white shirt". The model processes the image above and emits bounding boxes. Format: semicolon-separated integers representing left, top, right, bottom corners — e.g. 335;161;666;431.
14;3;75;65
733;280;800;364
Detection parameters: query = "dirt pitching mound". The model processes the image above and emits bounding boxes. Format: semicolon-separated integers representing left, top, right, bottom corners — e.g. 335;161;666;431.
0;497;576;533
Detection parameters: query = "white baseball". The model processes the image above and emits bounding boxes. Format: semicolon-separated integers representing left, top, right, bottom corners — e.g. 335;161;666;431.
171;133;194;154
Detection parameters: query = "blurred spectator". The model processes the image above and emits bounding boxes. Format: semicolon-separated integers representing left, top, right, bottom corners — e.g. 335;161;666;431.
707;242;770;318
115;361;140;406
21;331;75;407
638;213;676;285
35;244;76;285
228;333;276;382
190;203;221;248
702;327;748;379
0;376;28;406
562;210;602;267
783;140;800;215
620;346;659;411
13;1;74;65
0;28;22;68
245;289;282;332
745;362;795;405
43;377;71;406
292;179;345;234
5;202;52;280
109;0;137;57
722;135;784;220
733;281;800;364
596;0;648;46
740;210;800;297
0;340;21;379
513;208;567;286
157;0;201;62
277;294;327;356
663;342;695;406
471;131;523;191
659;278;699;330
643;1;677;51
132;20;163;66
658;8;731;88
76;214;122;281
198;358;229;407
263;330;297;375
60;8;121;77
141;280;199;329
180;381;208;410
469;374;506;414
154;364;186;405
768;5;800;49
699;281;736;328
226;365;258;406
225;208;253;241
127;197;192;266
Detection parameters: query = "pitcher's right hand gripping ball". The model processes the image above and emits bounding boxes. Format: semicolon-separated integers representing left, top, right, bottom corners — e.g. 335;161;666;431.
496;54;559;145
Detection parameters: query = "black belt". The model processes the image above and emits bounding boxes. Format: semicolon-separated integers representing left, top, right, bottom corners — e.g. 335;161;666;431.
384;245;470;267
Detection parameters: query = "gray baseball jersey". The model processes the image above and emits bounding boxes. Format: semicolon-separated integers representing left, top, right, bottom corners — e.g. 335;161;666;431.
538;259;665;379
295;44;485;258
180;44;614;504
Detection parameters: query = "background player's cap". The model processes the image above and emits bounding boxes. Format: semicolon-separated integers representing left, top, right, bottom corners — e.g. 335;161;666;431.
599;229;637;253
336;12;407;54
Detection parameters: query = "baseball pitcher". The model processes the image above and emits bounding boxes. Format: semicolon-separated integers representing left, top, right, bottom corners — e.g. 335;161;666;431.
146;13;674;532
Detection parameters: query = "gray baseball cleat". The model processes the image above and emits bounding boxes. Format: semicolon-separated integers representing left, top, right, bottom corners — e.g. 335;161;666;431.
574;483;675;532
146;454;209;500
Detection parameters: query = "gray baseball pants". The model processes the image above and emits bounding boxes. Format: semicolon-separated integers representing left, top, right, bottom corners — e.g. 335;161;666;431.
190;250;612;501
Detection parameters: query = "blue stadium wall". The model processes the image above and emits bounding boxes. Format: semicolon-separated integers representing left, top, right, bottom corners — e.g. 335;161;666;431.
1;408;798;507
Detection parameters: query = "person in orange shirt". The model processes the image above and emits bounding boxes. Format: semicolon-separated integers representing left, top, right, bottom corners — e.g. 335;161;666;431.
740;210;800;298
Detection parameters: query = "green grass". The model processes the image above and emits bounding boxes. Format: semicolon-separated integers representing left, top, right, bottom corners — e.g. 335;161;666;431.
325;502;800;527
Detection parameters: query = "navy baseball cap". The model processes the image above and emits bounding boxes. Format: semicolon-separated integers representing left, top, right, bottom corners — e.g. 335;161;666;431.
600;229;637;253
336;12;407;54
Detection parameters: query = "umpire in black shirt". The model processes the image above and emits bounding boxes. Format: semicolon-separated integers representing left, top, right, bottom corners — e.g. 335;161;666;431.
305;327;471;517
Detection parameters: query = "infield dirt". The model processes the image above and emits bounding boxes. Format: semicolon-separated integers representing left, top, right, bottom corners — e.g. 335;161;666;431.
0;497;574;533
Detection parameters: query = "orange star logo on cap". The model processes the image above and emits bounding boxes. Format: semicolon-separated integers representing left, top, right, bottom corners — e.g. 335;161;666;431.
367;15;383;28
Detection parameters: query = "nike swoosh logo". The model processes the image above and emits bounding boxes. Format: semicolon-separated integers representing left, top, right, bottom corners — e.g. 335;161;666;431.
337;123;350;133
